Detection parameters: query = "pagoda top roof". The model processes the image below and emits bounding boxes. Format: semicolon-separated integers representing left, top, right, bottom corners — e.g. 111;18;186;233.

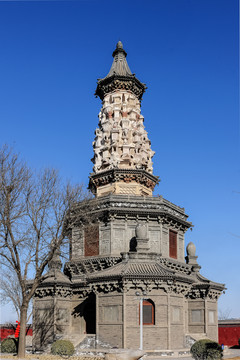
105;41;132;78
95;41;146;100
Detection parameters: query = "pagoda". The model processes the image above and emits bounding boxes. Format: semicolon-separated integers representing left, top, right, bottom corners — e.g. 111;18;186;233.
89;40;158;198
33;42;225;351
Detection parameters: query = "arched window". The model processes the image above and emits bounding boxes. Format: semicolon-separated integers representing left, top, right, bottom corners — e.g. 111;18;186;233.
139;299;155;325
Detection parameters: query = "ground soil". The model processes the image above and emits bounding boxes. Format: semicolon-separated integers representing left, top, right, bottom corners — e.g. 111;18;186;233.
0;356;103;360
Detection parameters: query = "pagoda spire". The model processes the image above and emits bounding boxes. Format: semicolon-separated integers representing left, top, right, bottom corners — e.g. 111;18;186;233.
105;41;132;78
95;41;146;101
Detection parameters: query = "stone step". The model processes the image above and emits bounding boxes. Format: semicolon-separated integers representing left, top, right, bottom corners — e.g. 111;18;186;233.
76;334;97;349
185;333;208;348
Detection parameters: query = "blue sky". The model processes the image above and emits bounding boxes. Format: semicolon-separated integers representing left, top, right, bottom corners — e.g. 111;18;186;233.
0;0;239;322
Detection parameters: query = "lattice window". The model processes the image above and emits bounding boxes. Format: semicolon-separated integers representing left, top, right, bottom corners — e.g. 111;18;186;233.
169;230;177;259
84;224;99;256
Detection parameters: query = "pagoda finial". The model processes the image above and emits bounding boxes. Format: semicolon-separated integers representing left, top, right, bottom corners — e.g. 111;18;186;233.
95;41;146;100
117;40;123;49
112;40;127;57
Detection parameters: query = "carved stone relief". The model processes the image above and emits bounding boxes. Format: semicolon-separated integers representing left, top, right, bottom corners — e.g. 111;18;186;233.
92;91;155;174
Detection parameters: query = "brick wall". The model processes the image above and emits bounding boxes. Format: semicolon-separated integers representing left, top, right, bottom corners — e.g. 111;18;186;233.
0;325;32;341
218;320;240;347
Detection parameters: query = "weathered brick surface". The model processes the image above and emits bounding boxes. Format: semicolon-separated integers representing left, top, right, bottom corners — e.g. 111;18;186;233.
97;293;123;347
126;327;168;349
207;325;218;341
71;297;88;334
71;214;187;263
123;291;186;349
98;325;123;347
170;325;184;348
206;300;218;341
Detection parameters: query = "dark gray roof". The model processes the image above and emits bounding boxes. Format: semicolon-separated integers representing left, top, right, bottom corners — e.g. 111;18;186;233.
41;268;71;286
195;272;225;290
95;41;146;100
104;41;132;78
87;258;174;281
219;319;240;326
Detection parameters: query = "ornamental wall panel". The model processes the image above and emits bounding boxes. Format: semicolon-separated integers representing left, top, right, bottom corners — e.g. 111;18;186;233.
162;225;169;257
100;227;111;254
188;300;205;334
71;227;84;259
112;228;125;254
171;307;181;323
156;305;168;326
149;228;160;253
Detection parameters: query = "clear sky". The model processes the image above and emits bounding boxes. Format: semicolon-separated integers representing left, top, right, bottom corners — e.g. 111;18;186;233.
0;0;239;323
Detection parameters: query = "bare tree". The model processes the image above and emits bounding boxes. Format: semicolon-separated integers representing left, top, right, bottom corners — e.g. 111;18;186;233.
0;145;88;358
218;308;232;320
0;270;32;322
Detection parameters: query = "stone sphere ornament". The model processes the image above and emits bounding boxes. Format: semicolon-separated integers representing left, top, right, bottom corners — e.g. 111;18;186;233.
186;242;196;256
135;224;147;239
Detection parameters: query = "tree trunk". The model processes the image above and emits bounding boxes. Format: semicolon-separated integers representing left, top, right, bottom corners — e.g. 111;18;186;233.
18;303;28;358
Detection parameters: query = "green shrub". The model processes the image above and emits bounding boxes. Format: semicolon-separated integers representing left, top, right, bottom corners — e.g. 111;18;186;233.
190;339;223;360
51;339;75;357
1;338;18;353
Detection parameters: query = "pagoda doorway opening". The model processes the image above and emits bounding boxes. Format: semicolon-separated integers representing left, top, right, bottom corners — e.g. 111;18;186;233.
83;293;96;334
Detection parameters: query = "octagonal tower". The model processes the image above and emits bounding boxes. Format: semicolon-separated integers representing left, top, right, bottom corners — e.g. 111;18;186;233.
33;42;225;352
